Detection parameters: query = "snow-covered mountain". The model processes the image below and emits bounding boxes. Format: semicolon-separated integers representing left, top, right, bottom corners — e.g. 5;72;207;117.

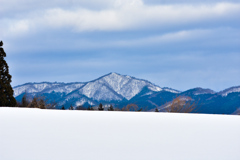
14;82;85;97
13;73;240;113
78;72;164;101
13;72;173;107
218;86;240;97
181;87;216;96
162;87;180;94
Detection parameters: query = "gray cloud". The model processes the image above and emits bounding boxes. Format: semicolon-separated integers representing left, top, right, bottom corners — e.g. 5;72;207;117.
144;0;240;5
8;50;240;91
1;0;239;91
1;1;240;37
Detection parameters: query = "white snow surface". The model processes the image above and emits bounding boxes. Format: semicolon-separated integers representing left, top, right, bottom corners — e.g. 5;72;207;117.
1;107;240;160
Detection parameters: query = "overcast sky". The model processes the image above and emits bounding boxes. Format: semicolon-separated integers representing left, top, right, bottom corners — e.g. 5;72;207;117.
1;0;239;91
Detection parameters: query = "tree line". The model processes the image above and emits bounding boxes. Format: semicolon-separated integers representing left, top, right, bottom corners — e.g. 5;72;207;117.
14;92;197;113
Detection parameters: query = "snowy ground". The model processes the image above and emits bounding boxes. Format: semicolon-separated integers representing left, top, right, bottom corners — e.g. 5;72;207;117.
0;108;240;160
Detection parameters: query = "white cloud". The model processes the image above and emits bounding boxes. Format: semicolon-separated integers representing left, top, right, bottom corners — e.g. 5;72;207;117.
43;8;125;31
9;20;29;34
42;2;240;31
1;1;240;38
53;28;239;49
111;29;212;47
1;0;238;92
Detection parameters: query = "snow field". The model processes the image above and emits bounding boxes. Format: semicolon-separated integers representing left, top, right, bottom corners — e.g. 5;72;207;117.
0;107;240;160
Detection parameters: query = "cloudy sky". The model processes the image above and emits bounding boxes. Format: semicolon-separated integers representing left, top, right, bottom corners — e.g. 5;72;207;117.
1;0;239;91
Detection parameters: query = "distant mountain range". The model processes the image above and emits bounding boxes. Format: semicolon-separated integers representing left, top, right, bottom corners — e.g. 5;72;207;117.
13;72;240;114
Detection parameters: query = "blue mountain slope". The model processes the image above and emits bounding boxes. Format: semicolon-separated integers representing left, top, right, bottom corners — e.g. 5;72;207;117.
13;73;240;114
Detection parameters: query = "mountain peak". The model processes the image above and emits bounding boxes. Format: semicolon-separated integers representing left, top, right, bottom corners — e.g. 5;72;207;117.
103;72;130;79
13;72;165;103
182;87;215;95
108;72;120;76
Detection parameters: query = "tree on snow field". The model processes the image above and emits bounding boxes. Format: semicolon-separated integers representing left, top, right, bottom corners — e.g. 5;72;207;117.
0;41;16;107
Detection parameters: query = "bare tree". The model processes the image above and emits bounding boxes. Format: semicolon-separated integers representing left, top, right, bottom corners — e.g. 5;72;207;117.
165;96;197;113
121;104;139;111
26;95;52;109
234;108;240;115
46;100;57;109
28;96;39;108
38;98;46;109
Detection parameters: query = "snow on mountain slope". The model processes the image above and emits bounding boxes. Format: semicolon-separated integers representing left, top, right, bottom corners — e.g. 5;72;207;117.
72;80;124;101
97;73;163;100
57;92;96;107
182;87;216;96
117;78;156;100
13;82;85;97
162;87;180;94
75;98;95;107
13;73;164;102
1;107;240;160
99;72;131;93
64;72;163;101
44;83;85;94
13;82;62;97
97;73;162;99
218;86;240;97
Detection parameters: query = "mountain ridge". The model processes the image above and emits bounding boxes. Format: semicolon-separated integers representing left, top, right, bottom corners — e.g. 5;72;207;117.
13;72;240;114
14;72;165;106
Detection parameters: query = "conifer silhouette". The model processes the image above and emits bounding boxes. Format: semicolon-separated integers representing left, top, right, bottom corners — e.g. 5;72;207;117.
0;41;16;106
98;103;104;111
108;104;114;111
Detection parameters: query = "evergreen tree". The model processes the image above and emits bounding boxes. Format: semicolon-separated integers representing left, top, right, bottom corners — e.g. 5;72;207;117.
155;108;159;112
87;105;91;110
87;105;94;110
0;41;16;107
61;105;65;110
76;105;86;110
69;104;74;110
21;93;29;107
98;103;104;111
108;104;114;111
90;106;94;110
